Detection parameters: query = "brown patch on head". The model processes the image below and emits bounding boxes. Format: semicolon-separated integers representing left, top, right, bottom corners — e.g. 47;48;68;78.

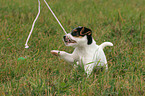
79;27;92;36
80;27;85;35
85;31;91;35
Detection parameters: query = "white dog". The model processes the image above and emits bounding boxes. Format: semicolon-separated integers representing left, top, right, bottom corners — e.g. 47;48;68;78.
51;27;113;76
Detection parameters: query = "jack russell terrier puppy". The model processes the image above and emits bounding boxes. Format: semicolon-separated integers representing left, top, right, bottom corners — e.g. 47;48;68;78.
51;26;113;76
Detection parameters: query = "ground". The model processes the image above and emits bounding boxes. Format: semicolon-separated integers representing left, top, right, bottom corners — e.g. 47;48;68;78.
0;0;145;95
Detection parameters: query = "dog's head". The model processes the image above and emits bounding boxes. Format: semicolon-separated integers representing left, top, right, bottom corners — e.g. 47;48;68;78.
63;27;92;47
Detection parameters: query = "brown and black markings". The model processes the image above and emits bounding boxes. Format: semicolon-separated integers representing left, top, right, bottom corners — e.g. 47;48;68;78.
71;27;92;45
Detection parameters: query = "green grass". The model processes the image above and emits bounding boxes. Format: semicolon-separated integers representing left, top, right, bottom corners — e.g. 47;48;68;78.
0;0;145;95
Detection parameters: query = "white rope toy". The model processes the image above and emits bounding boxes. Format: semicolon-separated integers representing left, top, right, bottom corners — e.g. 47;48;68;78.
44;0;67;34
25;0;67;48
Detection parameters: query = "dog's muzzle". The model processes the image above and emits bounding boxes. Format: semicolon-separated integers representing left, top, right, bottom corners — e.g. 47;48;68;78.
63;35;76;45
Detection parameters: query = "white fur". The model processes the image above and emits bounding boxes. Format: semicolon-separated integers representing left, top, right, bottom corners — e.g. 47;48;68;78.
51;34;113;76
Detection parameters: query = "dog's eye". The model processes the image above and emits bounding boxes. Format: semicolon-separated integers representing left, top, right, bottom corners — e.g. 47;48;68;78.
71;32;79;36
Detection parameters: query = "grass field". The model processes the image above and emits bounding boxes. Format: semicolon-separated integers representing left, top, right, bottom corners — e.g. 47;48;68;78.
0;0;145;95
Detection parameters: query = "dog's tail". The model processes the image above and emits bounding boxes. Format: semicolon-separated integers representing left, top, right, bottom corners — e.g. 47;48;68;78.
99;42;113;49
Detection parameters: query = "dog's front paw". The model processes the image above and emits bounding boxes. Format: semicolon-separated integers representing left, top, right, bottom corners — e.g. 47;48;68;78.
51;50;60;56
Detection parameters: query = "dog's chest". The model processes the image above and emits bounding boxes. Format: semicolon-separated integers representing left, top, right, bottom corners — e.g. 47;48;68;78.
74;46;98;64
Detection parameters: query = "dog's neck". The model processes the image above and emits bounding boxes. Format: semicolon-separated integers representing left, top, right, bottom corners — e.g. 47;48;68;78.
75;39;97;53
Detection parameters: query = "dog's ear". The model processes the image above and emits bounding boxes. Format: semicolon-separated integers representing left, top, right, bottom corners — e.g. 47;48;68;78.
87;33;92;45
81;27;92;45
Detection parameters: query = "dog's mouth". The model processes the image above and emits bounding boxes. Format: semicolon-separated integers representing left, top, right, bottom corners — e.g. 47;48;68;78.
63;36;76;44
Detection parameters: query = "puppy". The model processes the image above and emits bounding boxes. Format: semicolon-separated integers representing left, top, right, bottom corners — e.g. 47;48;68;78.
51;27;113;76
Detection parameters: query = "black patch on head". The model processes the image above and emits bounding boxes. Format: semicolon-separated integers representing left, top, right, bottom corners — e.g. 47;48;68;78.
71;27;92;45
